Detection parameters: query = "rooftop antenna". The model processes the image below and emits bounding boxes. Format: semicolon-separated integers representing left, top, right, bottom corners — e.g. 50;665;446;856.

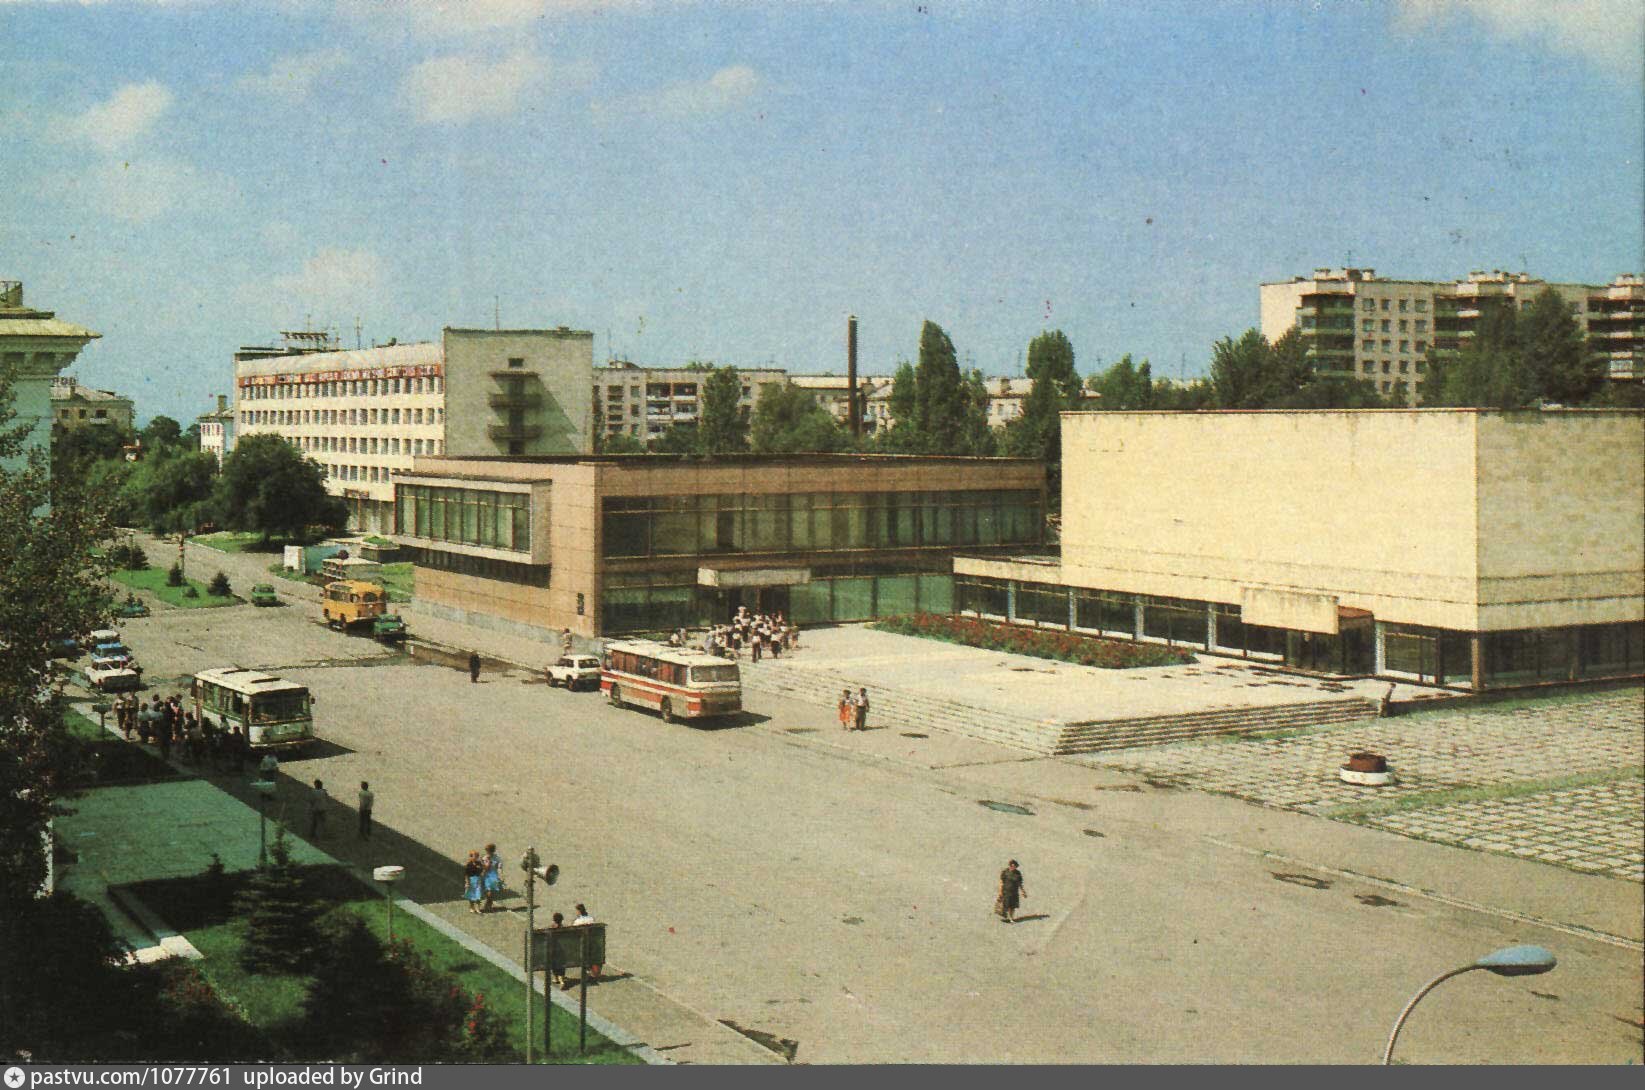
354;316;362;350
494;296;500;331
1345;249;1354;268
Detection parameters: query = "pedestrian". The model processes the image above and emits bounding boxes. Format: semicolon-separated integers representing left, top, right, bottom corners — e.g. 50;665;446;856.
481;842;503;912
751;629;763;663
156;711;172;762
838;689;854;731
308;778;329;840
468;651;482;683
258;751;279;783
572;903;602;981
548;912;569;989
231;725;248;776
561;627;573;655
854;687;870;731
1379;682;1396;718
463;851;485;914
358;780;375;839
995;859;1027;923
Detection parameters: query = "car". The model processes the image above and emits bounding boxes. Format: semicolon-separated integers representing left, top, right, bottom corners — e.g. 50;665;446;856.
90;643;135;669
87;663;141;692
88;628;121;645
249;584;281;607
372;613;409;643
546;654;602;691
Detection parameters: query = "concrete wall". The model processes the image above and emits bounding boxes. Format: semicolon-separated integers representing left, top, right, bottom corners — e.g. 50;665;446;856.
1058;410;1645;633
443;329;593;457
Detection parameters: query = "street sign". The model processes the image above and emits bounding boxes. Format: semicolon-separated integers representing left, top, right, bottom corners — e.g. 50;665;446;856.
529;922;605;972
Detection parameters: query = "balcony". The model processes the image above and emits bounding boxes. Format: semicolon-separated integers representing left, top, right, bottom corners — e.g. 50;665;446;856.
487;422;543;443
488;390;543;410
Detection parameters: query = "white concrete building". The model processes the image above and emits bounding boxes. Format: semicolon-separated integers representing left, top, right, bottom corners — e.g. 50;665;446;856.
597;361;787;444
0;280;100;477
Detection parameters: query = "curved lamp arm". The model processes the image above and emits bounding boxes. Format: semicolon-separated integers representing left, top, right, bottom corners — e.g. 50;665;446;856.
1383;964;1480;1065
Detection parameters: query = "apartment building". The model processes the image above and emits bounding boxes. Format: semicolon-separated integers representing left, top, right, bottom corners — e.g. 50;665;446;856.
235;326;593;533
596;361;788;444
787;373;894;434
196;395;236;465
49;375;133;432
0;280;100;476
1260;268;1645;404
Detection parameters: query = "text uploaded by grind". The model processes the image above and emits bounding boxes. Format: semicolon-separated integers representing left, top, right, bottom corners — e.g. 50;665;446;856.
8;1070;426;1088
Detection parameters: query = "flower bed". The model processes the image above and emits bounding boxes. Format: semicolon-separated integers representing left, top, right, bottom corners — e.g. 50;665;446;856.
873;613;1194;669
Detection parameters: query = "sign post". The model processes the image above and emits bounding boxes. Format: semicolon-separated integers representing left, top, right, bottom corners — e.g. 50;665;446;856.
529;923;604;1059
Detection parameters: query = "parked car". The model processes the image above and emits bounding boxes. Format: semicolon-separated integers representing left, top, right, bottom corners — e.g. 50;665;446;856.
372;613;409;644
249;584;281;607
90;643;135;669
88;628;121;645
547;654;602;690
87;663;141;692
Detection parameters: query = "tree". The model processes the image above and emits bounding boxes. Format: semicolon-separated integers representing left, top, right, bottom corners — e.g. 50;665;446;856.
0;362;116;910
750;382;850;453
698;366;750;454
1085;354;1154;410
142;451;218;534
140;414;182;449
1426;302;1535;409
1210;327;1384;409
878;360;919;451
1209;328;1279;409
1005;331;1081;496
650;422;700;454
214;434;347;543
957;369;997;457
1521;288;1601;404
234;828;319;975
912;321;968;454
602;432;646;454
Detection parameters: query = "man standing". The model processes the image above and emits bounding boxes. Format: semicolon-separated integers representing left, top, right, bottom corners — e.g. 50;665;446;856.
358;780;375;839
995;859;1027;923
854;687;870;732
468;651;481;683
308;778;330;840
561;627;574;655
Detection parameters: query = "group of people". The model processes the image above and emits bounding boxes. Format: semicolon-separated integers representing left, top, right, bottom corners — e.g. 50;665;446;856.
698;607;798;663
543;904;602;990
462;843;505;913
114;693;250;772
837;687;871;731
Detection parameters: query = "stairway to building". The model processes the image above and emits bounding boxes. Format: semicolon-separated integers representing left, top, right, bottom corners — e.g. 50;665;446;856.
740;657;1379;756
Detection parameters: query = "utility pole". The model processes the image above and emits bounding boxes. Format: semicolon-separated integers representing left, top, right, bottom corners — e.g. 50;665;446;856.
521;845;540;1063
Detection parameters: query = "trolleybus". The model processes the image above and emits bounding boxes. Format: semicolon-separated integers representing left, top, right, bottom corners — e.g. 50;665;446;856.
192;667;316;752
601;640;742;722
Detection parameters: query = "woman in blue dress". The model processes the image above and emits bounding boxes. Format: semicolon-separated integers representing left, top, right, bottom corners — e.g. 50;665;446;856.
463;850;484;914
481;842;503;912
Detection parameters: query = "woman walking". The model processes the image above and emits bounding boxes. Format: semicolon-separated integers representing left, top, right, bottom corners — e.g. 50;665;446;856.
463;851;485;914
994;859;1027;923
838;689;854;731
481;842;503;912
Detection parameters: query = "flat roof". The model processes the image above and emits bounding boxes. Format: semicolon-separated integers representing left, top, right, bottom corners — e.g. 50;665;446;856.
412;452;1039;466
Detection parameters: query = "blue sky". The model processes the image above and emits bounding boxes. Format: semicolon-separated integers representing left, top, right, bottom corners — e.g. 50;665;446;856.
2;0;1641;425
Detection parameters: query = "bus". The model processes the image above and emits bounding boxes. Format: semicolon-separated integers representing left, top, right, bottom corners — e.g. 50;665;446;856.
322;580;387;630
192;667;315;752
601;640;742;722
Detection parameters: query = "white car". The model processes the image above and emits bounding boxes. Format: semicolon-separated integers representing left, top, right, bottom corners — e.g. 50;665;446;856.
546;654;602;691
88;628;121;645
87;662;141;692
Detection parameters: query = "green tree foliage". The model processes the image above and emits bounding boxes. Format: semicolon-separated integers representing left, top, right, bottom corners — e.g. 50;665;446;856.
602;432;646;454
234;828;319;975
1085;353;1154;409
1005;331;1081;491
750;382;850;453
208;571;232;597
649;422;700;454
1521;288;1603;404
1210;327;1385;409
698;365;750;454
958;369;998;456
140;414;182;448
0;364;116;910
1426;302;1533;409
52;421;134;475
302;909;515;1062
912;321;968;453
142;451;218;535
1209;329;1279;408
214;434;347;543
877;361;919;452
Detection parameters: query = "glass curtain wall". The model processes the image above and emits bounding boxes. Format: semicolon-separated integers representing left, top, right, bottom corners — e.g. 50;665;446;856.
397;485;531;552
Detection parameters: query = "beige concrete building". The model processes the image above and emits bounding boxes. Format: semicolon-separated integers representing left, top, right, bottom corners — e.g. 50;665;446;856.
0;281;100;476
957;409;1644;690
196;395;236;465
596;361;787;445
1261;268;1645;404
49;375;133;432
235;326;593;532
393;453;1046;639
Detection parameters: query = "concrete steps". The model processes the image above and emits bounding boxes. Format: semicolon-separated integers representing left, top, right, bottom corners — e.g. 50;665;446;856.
741;658;1378;756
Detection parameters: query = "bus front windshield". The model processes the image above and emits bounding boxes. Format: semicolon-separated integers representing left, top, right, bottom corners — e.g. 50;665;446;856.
690;664;739;684
251;691;312;723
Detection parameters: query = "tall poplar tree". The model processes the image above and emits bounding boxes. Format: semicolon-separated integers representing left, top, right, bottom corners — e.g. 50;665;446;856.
698;365;750;454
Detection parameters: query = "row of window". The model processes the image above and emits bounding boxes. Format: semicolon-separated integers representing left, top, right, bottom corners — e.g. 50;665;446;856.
396;485;533;552
1362;298;1429;313
1360;339;1428;355
403;545;549;587
326;464;401;483
294;435;444;457
241;406;445;427
1363;318;1429;333
1363;360;1427;375
56;408;112;419
601;490;1043;559
242;376;444;399
601;571;955;633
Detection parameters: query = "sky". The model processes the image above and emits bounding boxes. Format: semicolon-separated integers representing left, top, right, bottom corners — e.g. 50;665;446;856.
2;0;1641;425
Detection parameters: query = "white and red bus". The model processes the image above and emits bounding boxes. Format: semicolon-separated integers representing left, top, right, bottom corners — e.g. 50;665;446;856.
601;640;742;722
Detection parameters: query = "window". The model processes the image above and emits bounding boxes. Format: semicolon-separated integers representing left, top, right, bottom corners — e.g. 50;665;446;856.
1415;299;1427;312
1381;381;1391;392
1399;341;1409;353
1416;340;1427;353
1398;361;1409;373
1382;361;1391;374
1361;319;1373;332
1416;362;1427;373
1381;319;1391;332
1362;339;1375;352
1363;362;1374;373
508;357;524;369
94;409;107;419
1362;299;1375;312
1398;319;1408;332
1415;319;1428;333
1382;339;1391;352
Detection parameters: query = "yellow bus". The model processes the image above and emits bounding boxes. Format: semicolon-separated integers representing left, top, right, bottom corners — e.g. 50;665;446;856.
322;579;387;630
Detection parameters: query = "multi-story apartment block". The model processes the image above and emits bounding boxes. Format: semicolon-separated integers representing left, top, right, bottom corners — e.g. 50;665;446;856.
50;375;133;432
0;280;100;476
787;373;893;434
596;361;787;444
196;394;236;465
235;326;593;532
1261;268;1644;404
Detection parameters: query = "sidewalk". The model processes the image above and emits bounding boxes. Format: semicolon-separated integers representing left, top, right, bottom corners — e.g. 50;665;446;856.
55;706;780;1065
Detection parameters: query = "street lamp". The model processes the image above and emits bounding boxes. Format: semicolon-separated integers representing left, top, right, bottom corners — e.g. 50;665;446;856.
519;846;559;1063
1384;945;1556;1064
251;778;277;867
373;865;405;943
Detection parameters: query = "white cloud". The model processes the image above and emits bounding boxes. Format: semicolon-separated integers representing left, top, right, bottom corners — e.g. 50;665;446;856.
70;155;235;224
237;48;349;101
400;48;550;123
64;82;173;152
328;0;625;36
594;64;761;122
266;248;386;316
1395;0;1643;77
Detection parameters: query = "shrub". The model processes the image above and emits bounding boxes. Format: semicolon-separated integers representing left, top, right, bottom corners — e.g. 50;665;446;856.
182;585;199;598
166;563;185;587
208;571;231;597
128;544;148;570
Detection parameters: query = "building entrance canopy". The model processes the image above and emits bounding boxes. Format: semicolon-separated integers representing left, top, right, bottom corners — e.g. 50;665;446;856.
698;566;812;589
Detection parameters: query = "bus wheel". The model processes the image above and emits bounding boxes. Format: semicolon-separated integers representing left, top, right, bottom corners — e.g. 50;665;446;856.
660;698;676;724
609;685;623;708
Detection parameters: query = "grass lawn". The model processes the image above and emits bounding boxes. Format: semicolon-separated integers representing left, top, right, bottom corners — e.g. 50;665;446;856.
266;562;320;589
378;562;414;603
191;531;287;555
131;866;639;1064
112;567;238;609
63;709;179;786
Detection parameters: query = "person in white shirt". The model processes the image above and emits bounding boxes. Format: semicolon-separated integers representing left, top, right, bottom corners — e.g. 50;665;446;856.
572;903;601;981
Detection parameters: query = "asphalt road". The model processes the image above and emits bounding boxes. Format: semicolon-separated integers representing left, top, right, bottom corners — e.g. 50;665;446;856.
109;595;1645;1064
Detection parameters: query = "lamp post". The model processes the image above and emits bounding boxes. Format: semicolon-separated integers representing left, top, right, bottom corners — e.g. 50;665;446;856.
1384;945;1556;1064
373;865;405;943
251;778;277;867
519;847;558;1063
